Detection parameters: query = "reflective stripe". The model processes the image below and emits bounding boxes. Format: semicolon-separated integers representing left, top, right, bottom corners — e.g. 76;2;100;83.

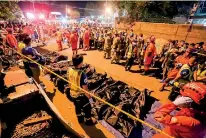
67;68;83;98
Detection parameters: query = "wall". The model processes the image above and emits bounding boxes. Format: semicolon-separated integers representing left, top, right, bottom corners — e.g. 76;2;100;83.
115;21;206;52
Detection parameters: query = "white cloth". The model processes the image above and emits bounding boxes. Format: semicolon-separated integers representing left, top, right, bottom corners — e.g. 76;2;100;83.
173;96;193;106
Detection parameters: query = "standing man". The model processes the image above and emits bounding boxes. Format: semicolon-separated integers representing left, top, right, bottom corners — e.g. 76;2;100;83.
67;55;96;125
137;33;144;64
111;32;121;64
83;27;90;51
143;35;156;75
70;29;78;55
125;36;137;71
6;28;18;50
56;28;63;51
66;30;71;48
104;32;112;59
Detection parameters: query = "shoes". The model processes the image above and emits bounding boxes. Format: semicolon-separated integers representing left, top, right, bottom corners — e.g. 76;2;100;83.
141;71;148;75
40;82;46;89
160;79;165;83
159;86;164;91
77;116;84;123
85;118;97;126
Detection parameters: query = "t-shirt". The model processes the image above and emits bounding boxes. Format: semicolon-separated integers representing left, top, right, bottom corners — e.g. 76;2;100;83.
80;72;88;87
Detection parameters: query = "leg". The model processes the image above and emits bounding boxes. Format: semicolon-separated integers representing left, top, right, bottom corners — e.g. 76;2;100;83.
30;66;41;84
107;49;111;59
73;97;84;123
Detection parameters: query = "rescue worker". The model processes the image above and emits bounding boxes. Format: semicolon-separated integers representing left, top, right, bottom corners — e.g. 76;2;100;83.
169;56;197;85
194;60;206;83
111;32;121;64
79;30;84;49
137;33;144;64
56;28;63;51
143;35;156;75
83;27;90;51
70;29;78;55
104;32;112;59
139;39;150;70
65;30;71;48
154;82;206;138
6;28;18;50
125;35;137;71
67;55;96;125
97;34;104;51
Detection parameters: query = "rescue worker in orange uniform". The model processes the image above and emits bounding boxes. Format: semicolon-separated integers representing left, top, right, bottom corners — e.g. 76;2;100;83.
56;28;63;51
154;82;206;138
83;27;90;51
70;29;78;55
6;28;18;50
143;35;156;75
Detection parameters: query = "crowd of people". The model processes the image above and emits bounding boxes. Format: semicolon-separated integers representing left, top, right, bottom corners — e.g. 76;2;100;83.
0;21;206;137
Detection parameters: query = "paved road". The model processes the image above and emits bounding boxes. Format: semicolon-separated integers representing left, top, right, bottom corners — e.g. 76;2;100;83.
36;39;170;138
38;39;170;103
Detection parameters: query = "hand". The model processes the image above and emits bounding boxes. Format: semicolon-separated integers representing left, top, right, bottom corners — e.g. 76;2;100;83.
161;64;165;69
89;98;95;107
172;96;193;107
169;80;175;85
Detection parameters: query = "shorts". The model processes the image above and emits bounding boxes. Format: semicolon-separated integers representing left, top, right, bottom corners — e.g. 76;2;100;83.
30;66;40;77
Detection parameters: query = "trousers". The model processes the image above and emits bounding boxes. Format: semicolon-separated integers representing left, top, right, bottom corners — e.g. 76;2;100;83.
104;48;111;59
73;94;92;119
125;57;134;70
111;51;121;63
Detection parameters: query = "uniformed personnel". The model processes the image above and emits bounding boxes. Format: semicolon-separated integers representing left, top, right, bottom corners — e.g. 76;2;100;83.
67;54;96;125
103;32;112;59
111;32;121;64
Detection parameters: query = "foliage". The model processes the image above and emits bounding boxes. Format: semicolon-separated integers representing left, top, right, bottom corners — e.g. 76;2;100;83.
70;10;80;19
84;2;104;16
0;1;23;21
114;1;195;23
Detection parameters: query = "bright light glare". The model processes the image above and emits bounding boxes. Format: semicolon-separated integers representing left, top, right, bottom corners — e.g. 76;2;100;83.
26;13;35;19
67;9;71;13
62;18;67;23
39;14;45;19
106;7;111;13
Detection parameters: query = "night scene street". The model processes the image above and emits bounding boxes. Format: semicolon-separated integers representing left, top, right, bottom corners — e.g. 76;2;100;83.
0;1;206;138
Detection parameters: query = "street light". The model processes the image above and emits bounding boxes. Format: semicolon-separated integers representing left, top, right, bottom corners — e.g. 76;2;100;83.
26;12;35;19
39;14;45;19
67;9;71;14
106;7;111;13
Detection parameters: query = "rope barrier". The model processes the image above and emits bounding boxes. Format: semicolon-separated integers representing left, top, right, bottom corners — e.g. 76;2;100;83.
5;45;173;138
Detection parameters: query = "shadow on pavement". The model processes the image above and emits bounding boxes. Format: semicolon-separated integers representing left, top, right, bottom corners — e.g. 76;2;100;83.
80;124;107;138
46;91;56;101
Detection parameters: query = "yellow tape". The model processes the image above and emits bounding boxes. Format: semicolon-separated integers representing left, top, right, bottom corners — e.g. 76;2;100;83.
6;45;173;138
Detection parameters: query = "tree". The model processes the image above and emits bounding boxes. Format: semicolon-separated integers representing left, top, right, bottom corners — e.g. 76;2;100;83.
114;1;195;23
0;1;23;21
84;2;103;17
70;10;80;19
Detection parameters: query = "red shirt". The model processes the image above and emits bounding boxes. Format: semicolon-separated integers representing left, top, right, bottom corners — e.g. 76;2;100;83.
6;34;18;49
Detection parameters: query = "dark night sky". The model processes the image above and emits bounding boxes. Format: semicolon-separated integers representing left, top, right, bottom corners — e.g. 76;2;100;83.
19;1;104;17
